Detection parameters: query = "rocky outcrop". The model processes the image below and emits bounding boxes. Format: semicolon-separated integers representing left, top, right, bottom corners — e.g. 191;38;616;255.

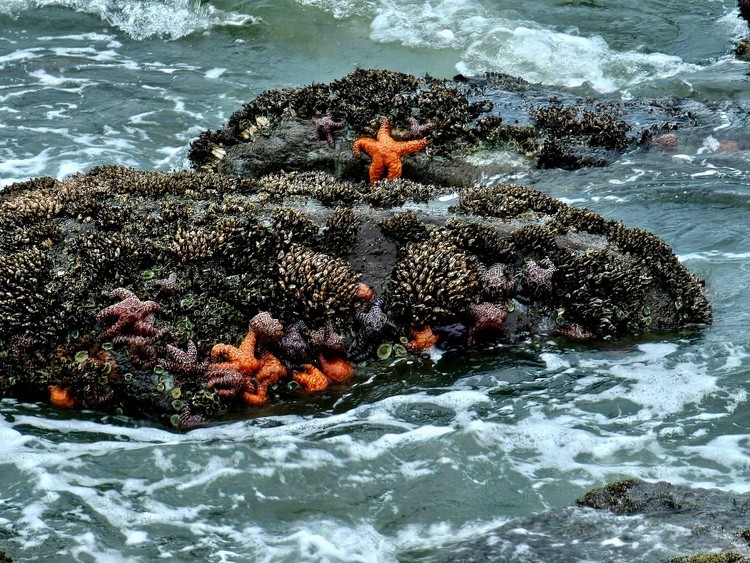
188;69;696;182
0;165;710;427
433;480;750;562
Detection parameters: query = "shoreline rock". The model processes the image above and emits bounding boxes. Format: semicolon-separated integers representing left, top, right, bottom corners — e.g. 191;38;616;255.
188;69;696;182
0;165;710;427
433;479;750;562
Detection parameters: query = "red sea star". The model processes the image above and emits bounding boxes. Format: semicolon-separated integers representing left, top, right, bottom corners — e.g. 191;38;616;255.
352;118;429;184
467;302;508;344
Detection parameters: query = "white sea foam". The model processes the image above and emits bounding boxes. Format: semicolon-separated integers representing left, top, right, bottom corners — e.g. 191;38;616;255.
717;8;750;41
463;340;749;490
0;47;43;67
679;250;750;262
1;328;747;560
0;0;258;40
456;25;699;93
0;149;58;187
293;0;702;93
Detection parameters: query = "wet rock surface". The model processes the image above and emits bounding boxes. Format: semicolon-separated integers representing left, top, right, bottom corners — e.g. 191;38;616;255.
188;69;707;184
424;480;750;562
0;165;710;427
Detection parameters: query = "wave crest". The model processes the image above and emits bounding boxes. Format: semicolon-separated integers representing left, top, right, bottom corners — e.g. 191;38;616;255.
1;0;257;40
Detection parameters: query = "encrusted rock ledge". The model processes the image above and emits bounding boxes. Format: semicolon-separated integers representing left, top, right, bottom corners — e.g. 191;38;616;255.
0;165;710;427
188;69;697;184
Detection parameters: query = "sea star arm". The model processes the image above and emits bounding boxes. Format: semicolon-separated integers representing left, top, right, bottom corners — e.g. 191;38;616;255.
352;137;380;158
369;154;386;184
376;120;393;141
210;343;260;374
384;154;402;180
293;364;329;392
255;353;287;386
242;378;269;406
238;330;257;354
395;138;429;156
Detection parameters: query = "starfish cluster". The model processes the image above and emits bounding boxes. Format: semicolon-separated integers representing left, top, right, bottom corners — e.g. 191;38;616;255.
97;288;169;369
209;312;356;404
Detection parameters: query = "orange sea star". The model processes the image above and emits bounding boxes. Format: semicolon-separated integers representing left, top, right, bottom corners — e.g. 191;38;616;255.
293;364;330;392
242;378;270;407
210;329;260;374
318;354;354;383
256;353;288;387
352;118;429;184
239;355;287;405
406;325;439;351
48;385;76;409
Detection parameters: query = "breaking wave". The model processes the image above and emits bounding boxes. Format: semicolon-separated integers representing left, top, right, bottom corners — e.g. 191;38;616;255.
0;0;257;40
295;0;703;93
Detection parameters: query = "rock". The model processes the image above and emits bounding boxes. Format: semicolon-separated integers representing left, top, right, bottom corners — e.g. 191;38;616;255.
736;38;750;61
214;116;494;187
0;166;710;426
189;69;701;179
429;480;750;562
740;0;750;26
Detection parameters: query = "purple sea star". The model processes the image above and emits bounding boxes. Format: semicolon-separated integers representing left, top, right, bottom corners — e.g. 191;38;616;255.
280;322;309;366
112;334;158;369
97;288;167;340
401;117;433;141
309;320;345;355
205;367;245;399
308;115;345;149
164;341;209;381
524;259;556;292
179;405;208;430
467;302;508;344
150;272;181;295
552;323;595;342
480;263;516;300
249;311;284;345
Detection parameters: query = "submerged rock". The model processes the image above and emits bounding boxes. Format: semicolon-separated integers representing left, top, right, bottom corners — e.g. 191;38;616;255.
0;166;710;427
429;480;750;562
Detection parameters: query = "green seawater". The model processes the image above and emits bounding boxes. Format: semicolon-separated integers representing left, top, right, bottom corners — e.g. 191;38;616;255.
1;1;750;560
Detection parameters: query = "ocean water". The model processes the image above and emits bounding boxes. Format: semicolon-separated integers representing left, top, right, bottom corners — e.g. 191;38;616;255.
2;1;750;561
